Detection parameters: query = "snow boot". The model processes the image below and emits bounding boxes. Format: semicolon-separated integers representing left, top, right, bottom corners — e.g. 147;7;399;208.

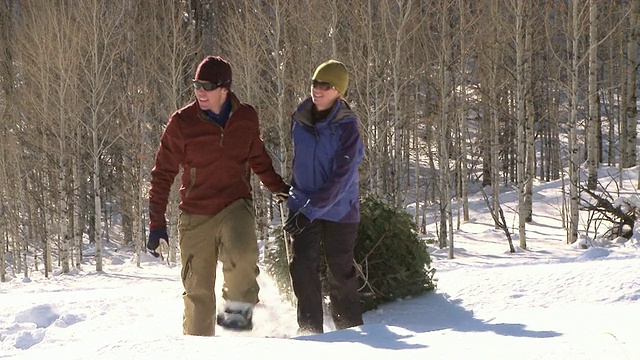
216;301;253;331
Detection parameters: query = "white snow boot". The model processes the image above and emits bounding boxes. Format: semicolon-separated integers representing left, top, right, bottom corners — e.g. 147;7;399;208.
216;301;254;331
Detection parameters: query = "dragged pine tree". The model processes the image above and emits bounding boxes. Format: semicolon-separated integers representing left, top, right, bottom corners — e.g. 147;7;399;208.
264;195;437;313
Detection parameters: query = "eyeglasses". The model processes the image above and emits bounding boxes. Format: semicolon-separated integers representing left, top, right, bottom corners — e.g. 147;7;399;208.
192;80;228;91
312;80;334;91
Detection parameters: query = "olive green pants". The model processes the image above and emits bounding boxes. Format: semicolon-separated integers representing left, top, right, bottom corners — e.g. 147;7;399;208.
178;199;260;336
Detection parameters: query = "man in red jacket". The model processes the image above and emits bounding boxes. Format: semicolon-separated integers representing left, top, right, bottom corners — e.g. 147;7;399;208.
148;56;289;336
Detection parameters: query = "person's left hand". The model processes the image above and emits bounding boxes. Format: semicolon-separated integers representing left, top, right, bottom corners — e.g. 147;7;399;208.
147;229;169;258
283;211;311;235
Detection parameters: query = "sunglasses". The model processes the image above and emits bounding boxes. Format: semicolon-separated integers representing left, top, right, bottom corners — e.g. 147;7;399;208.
192;80;228;91
312;80;334;91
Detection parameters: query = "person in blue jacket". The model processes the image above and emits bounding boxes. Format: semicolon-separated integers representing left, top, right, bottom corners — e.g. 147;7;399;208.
284;59;365;334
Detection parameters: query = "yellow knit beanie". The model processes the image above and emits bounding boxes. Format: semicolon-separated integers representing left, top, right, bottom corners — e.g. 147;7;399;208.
312;60;349;95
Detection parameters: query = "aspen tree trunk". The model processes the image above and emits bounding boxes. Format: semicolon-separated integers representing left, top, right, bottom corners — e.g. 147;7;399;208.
23;211;29;277
372;2;382;197
551;88;562;181
568;0;581;244
0;186;5;281
59;134;70;273
92;134;103;271
136;154;144;267
24;205;31;277
363;0;378;196
73;128;82;267
524;8;534;223
487;0;501;228
274;3;290;179
0;206;4;282
437;0;454;258
491;80;501;228
58;92;71;273
0;21;10;283
515;0;527;249
69;163;77;267
413;91;421;229
586;0;599;190
623;0;639;169
44;210;51;278
134;108;146;266
14;151;26;277
329;0;338;56
54;1;77;274
458;0;469;223
606;37;616;166
0;229;4;282
388;0;414;207
0;0;11;282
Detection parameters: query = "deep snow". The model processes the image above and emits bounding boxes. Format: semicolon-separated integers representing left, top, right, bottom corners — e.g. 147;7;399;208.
1;166;639;359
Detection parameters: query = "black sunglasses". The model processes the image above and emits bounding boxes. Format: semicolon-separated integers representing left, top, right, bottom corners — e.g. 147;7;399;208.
312;80;334;91
192;80;228;91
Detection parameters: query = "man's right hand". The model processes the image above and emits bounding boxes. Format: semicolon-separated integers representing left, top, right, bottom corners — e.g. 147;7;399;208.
147;229;169;258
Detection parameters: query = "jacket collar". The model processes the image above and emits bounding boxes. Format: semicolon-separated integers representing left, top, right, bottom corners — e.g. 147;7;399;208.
196;91;240;123
293;97;354;127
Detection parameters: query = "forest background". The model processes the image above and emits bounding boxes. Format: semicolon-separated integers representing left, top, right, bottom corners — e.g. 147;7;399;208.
0;0;638;279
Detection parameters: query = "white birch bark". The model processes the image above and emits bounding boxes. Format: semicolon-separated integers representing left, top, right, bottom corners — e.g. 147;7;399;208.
436;0;454;258
623;0;639;169
524;7;534;223
489;0;502;228
568;0;581;244
58;92;70;274
458;0;470;223
586;0;599;190
515;0;527;249
73;128;82;267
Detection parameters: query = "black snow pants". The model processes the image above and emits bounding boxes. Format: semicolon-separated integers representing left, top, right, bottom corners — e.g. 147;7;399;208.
289;219;363;334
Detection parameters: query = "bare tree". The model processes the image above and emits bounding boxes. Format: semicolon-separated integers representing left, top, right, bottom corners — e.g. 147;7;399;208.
346;1;390;198
454;0;477;224
621;0;639;169
567;0;588;244
382;0;422;208
432;0;455;256
0;0;15;282
513;0;530;249
74;0;128;271
586;0;599;190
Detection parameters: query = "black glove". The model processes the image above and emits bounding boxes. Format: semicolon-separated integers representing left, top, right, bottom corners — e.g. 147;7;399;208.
283;211;311;235
275;184;291;203
147;229;169;258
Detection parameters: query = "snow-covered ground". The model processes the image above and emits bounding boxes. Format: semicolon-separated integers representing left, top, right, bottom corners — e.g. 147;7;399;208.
1;166;639;359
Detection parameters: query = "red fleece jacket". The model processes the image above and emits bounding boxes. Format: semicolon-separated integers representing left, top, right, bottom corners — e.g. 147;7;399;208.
149;92;286;230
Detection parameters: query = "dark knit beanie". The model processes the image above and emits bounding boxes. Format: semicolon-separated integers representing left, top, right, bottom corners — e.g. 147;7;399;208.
312;60;348;95
195;56;232;86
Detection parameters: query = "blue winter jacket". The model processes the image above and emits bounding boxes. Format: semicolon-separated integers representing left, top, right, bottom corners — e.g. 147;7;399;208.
287;98;364;223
